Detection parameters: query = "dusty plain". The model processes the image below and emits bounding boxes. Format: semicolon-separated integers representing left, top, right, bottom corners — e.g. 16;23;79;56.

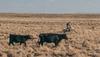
0;13;100;57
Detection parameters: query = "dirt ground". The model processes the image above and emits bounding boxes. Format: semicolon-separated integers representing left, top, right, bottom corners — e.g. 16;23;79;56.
0;14;100;57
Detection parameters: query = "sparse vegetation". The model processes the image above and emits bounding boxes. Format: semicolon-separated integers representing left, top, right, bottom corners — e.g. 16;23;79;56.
0;13;100;57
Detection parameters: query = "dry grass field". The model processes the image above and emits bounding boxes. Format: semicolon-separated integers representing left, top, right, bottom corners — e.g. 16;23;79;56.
0;13;100;57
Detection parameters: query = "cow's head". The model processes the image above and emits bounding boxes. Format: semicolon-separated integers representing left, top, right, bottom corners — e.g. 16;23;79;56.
61;33;68;40
63;34;68;40
57;33;67;40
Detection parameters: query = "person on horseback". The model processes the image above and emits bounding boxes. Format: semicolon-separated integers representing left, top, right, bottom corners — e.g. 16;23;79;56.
63;22;71;33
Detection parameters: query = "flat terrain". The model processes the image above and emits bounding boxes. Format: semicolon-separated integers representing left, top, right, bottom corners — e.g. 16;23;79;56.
0;13;100;57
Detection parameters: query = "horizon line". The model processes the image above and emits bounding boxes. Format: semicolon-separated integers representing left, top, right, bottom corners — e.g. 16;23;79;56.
1;12;100;14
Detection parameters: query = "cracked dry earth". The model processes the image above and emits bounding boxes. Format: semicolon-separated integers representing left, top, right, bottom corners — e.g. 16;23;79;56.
0;16;100;57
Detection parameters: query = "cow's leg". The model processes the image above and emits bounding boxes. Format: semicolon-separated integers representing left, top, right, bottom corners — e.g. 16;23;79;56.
38;41;43;47
9;42;14;46
20;42;22;45
54;41;59;47
12;42;14;46
39;41;43;46
8;42;11;45
20;42;27;46
37;40;40;45
24;42;27;46
38;41;41;45
9;38;14;46
38;39;44;46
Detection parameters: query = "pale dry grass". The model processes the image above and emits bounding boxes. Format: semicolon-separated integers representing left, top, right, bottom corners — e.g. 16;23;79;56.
0;14;100;57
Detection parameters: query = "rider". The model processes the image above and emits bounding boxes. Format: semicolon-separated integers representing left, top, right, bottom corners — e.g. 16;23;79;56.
63;22;71;33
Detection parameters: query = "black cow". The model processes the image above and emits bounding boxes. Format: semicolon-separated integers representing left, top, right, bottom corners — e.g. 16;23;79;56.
9;34;32;46
38;33;68;46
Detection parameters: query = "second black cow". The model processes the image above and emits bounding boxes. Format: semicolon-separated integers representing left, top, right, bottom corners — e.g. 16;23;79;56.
38;33;68;46
9;34;32;46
